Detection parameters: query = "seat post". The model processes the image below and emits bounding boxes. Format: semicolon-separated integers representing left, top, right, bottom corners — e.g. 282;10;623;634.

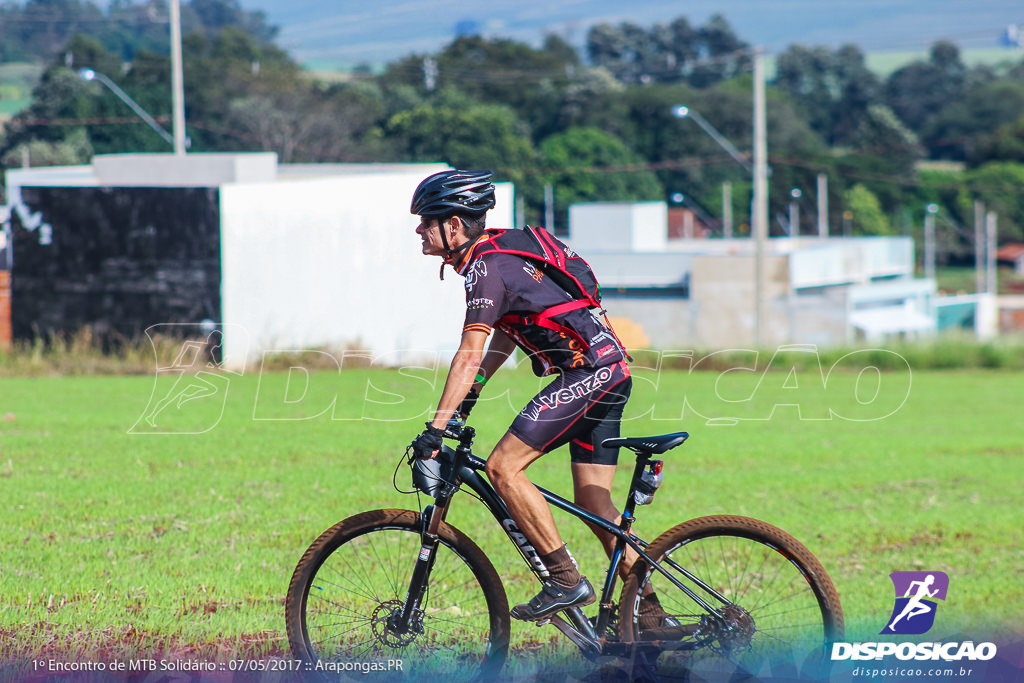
621;449;653;520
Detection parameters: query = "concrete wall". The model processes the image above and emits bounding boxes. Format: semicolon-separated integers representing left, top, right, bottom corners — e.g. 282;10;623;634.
580;251;691;288
688;254;790;347
93;152;278;186
772;289;850;346
601;295;695;349
8;185;222;342
568;201;668;252
4;157;517;365
788;237;914;288
600;286;849;349
588;237;927;348
219;168;515;367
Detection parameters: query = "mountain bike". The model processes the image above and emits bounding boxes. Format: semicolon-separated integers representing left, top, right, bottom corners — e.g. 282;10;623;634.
285;423;844;681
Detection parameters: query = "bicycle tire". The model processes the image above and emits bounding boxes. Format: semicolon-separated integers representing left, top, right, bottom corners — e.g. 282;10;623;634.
618;515;844;681
285;509;510;682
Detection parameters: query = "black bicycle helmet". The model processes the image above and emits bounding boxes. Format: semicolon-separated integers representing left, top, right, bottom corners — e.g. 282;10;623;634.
410;169;496;217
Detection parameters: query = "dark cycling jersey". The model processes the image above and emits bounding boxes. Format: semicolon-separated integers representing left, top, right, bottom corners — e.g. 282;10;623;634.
455;236;628;377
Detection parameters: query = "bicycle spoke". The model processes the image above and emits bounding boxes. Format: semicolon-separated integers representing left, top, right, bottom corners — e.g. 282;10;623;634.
288;514;508;682
623;516;841;679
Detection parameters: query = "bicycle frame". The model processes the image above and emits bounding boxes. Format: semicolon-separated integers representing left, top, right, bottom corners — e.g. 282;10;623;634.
400;425;733;653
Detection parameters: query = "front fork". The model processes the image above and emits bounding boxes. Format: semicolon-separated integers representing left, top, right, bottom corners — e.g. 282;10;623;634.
388;501;450;634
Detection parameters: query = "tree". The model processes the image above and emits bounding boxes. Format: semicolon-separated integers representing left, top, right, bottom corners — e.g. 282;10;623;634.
849;104;923;175
883;40;968;134
377;34;580;141
385;92;536;180
773;43;880;146
0;26;311;159
586;22;640;83
180;26;303;151
843;183;892;235
1;128;92;168
0;34;139;157
554;66;624;133
774;45;835;136
688;14;751;88
189;0;277;43
436;34;578;138
963;162;1024;243
0;0;277;64
585;14;749;88
537;126;663;229
973;113;1024;166
923;80;1024;162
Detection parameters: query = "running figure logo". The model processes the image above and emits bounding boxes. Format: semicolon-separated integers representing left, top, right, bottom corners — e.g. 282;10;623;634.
881;571;949;635
129;322;245;435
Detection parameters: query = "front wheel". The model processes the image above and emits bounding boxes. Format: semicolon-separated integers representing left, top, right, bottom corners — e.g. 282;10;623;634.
285;509;510;682
619;515;844;681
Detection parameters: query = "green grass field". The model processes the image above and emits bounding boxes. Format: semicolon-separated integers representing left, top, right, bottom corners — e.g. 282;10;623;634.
1;363;1021;672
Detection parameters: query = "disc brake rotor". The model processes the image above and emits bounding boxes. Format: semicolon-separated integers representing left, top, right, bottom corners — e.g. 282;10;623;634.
370;599;422;648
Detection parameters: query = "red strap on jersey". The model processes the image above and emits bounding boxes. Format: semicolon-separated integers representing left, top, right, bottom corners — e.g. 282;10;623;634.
499;299;591;349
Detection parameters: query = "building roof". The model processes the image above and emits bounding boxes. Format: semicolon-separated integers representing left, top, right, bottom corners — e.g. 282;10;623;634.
995;243;1024;261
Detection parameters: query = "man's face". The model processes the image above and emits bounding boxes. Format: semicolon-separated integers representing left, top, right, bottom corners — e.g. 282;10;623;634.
416;216;447;256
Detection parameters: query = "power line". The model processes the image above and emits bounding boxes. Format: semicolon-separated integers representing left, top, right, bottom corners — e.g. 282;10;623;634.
14;115;171;126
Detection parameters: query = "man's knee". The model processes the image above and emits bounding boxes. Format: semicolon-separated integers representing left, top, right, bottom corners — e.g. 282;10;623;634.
483;440;524;489
486;433;538;489
484;457;510;489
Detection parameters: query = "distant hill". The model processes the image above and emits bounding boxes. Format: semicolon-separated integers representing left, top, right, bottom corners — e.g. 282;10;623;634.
238;0;1023;69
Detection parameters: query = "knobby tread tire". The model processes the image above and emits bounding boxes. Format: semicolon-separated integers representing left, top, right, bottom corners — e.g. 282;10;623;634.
619;514;844;643
285;508;510;681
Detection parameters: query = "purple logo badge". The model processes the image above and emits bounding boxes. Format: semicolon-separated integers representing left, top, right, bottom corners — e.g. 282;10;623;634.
881;571;949;635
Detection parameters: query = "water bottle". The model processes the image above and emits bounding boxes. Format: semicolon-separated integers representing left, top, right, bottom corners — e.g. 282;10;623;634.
633;460;663;506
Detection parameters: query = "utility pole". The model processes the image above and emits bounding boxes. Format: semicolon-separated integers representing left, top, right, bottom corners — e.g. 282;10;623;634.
423;57;438;92
752;47;768;347
544;184;555;234
170;0;186;155
924;204;938;282
986;211;997;294
816;174;828;238
722;181;733;238
789;189;801;239
974;200;985;293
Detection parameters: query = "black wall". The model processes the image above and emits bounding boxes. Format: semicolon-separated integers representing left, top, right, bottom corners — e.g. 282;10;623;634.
11;186;221;342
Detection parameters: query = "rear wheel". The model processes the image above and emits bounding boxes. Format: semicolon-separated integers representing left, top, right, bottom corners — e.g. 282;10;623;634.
619;515;844;681
286;509;510;682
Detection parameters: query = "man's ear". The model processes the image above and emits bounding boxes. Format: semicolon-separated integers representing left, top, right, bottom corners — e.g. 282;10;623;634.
447;215;463;238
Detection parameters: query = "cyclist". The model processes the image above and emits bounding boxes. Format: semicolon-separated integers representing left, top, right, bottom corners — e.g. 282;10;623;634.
409;169;669;626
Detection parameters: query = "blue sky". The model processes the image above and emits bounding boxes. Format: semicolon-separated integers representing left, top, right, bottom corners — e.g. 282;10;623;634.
239;0;1024;65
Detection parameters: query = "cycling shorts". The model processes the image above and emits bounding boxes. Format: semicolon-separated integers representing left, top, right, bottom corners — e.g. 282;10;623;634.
509;360;631;466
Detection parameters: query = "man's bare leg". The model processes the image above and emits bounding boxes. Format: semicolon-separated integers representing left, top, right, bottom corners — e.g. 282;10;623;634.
485;431;562;552
487;432;595;619
572;461;671;627
571;462;640;575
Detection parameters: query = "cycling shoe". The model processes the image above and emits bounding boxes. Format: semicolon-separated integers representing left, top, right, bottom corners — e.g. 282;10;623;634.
511;577;595;621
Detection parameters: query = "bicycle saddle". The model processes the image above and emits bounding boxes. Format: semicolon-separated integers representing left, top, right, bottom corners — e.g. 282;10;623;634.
601;432;689;454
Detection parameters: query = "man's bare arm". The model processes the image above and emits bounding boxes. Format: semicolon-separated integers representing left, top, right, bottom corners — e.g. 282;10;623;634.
430;329;489;430
473;329;516;392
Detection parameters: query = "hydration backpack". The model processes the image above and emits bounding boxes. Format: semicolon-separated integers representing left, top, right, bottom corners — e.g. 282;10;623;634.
473;226;615;351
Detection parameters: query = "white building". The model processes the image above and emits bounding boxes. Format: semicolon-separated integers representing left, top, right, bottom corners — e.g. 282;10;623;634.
567;201;943;348
3;153;513;368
